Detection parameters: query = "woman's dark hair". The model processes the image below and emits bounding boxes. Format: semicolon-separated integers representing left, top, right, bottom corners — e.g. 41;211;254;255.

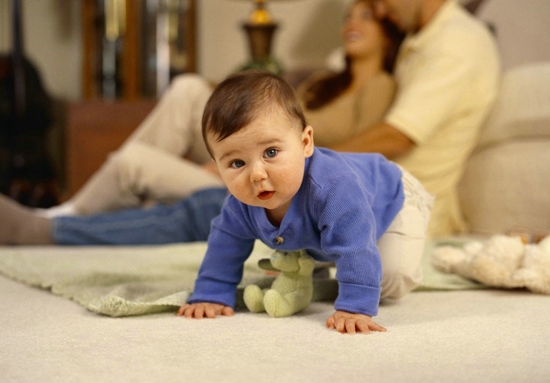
304;4;404;110
202;70;308;156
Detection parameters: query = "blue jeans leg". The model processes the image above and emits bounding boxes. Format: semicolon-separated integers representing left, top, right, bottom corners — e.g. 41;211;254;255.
52;188;228;245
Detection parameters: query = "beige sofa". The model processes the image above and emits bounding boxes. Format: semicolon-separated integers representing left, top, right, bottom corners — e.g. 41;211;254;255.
459;62;550;237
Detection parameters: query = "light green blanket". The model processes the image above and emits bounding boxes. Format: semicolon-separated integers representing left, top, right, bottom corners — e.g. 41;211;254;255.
0;239;482;317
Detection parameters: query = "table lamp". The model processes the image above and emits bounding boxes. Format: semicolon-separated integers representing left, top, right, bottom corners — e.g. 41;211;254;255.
230;0;297;74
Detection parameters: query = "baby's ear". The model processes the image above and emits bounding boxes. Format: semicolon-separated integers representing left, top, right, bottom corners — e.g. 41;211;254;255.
302;126;314;157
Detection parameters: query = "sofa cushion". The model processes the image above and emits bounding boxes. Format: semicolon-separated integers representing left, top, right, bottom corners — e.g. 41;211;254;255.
459;139;550;234
476;62;550;148
459;62;550;235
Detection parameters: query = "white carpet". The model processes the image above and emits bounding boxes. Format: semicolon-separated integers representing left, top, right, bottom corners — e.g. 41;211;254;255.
1;274;549;383
1;241;549;383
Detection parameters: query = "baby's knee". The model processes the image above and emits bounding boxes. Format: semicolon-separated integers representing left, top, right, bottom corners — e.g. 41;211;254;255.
380;269;422;300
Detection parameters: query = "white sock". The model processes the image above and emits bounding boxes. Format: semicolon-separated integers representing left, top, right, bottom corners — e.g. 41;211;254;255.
35;201;78;218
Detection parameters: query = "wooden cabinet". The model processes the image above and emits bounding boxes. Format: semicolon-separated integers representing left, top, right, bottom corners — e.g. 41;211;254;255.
65;99;156;197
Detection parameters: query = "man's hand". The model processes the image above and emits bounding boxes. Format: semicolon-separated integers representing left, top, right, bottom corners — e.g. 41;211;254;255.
177;302;234;319
326;310;387;334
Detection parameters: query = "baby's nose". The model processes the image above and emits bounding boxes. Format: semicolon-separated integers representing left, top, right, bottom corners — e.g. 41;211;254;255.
250;163;268;182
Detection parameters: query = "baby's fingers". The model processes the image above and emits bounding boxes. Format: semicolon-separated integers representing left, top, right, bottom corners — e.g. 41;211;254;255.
178;303;234;319
326;316;336;330
204;304;225;318
177;304;205;318
326;316;356;333
221;306;235;317
357;319;387;334
191;305;205;318
328;317;351;334
204;304;234;318
176;304;190;317
345;319;359;334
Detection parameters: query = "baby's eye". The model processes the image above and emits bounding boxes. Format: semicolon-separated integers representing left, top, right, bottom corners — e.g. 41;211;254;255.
265;148;278;158
230;160;245;169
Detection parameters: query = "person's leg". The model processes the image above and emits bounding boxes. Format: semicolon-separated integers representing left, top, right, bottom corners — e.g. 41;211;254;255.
378;169;434;299
53;187;227;245
50;74;215;216
0;194;53;245
70;142;224;215
123;73;213;163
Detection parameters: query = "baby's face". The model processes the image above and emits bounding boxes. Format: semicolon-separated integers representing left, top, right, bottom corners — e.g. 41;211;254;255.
207;107;314;225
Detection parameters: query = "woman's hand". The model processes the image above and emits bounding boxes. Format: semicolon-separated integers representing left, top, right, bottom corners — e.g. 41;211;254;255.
177;302;234;319
326;310;387;334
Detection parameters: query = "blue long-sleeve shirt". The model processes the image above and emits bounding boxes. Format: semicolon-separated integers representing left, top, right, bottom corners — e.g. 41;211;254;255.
188;147;404;316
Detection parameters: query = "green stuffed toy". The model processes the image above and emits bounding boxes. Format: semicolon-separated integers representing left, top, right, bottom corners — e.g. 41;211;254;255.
244;250;315;317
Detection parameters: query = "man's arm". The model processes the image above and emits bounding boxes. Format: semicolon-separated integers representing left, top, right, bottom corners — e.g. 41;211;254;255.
328;122;415;159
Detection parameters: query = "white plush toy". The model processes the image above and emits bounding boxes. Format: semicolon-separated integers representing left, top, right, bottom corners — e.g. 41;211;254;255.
244;250;315;318
432;235;550;294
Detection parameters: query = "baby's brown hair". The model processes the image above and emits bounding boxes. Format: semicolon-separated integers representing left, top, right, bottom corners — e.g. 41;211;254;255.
202;70;308;157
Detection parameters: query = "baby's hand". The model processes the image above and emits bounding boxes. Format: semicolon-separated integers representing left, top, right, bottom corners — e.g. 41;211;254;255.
177;302;234;319
326;310;387;334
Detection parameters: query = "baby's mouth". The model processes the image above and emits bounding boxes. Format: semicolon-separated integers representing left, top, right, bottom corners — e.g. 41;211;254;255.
257;191;275;200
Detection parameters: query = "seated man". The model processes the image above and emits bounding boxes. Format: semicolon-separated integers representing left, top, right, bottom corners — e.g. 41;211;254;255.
331;0;501;237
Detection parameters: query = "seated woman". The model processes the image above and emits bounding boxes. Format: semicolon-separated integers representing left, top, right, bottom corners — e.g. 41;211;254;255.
0;0;404;245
